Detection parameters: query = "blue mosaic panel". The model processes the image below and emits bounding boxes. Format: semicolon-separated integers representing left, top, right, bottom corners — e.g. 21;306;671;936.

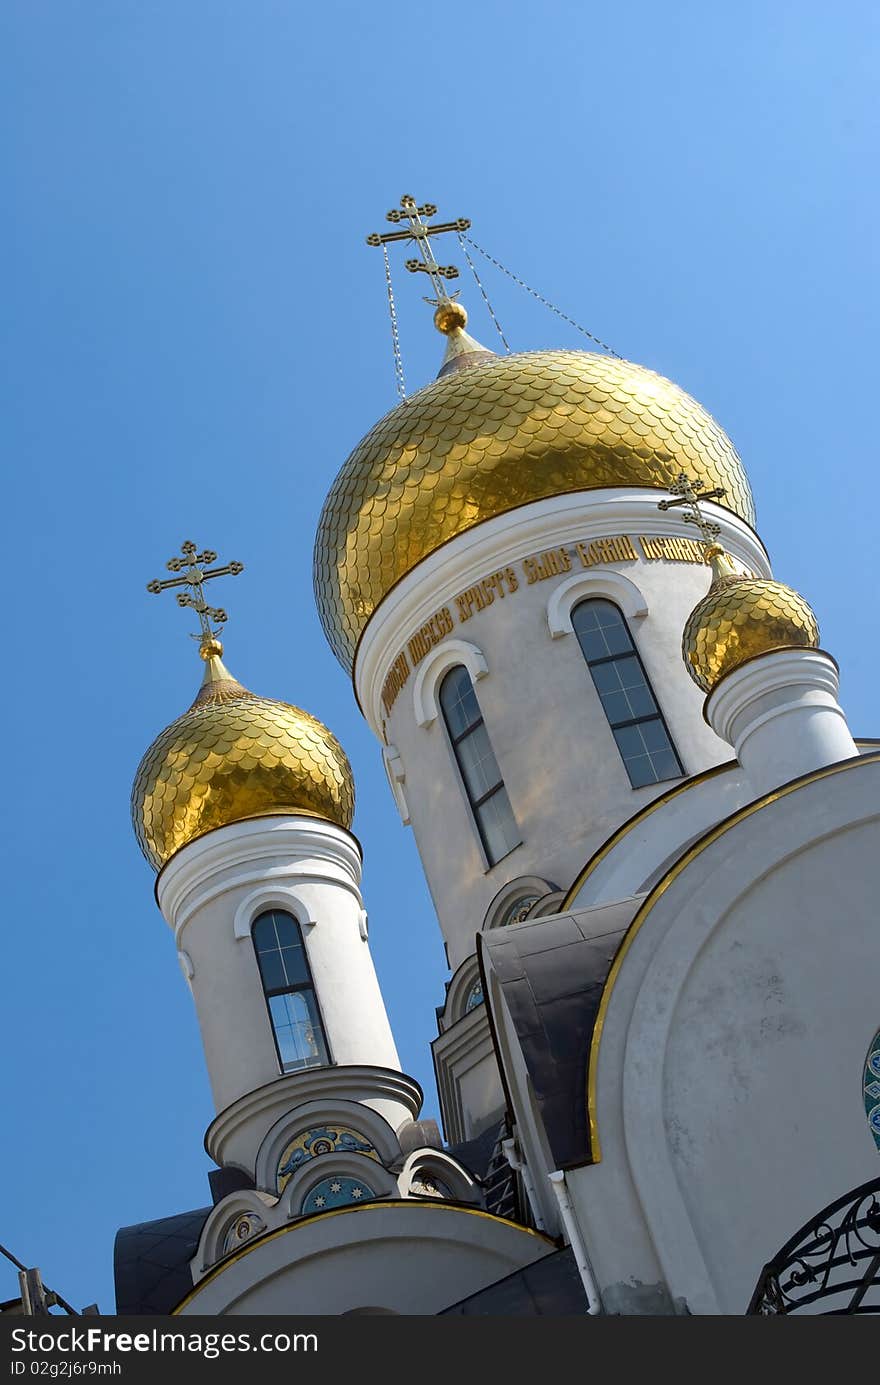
464;979;484;1012
864;1029;880;1153
276;1126;379;1192
302;1177;376;1215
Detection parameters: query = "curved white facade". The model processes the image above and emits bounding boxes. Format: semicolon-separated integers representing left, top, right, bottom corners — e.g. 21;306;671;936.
356;489;770;968
157;816;402;1114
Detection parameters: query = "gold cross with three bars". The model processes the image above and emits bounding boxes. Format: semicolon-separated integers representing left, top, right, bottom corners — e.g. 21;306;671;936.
657;473;727;551
367;195;471;302
147;541;244;648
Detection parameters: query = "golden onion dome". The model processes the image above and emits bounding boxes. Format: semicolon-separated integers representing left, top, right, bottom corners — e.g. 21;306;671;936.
682;546;819;693
131;640;355;870
314;327;756;670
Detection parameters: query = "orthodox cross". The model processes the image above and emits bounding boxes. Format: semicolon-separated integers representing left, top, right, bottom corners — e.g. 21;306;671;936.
657;473;727;551
147;541;244;648
367;195;471;302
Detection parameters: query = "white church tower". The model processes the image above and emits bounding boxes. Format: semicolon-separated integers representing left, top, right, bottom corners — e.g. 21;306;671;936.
308;196;879;1314
124;542;553;1315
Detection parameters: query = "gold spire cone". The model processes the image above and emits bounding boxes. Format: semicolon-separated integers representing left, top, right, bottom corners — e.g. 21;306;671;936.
437;322;496;376
131;649;355;870
432;300;495;378
191;643;250;706
682;545;819;693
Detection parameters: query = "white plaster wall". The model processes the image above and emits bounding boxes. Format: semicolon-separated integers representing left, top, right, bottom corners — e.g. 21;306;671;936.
358;490;769;970
569;762;747;908
573;753;880;1314
568;743;877;913
156;817;401;1114
662;816;880;1311
176;1203;554;1315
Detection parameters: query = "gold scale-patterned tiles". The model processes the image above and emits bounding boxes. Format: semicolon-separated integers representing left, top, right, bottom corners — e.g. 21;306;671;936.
132;658;355;870
683;577;819;693
314;349;756;671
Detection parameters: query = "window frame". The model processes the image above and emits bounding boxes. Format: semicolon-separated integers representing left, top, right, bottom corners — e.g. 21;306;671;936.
571;597;684;789
251;908;332;1074
439;666;521;868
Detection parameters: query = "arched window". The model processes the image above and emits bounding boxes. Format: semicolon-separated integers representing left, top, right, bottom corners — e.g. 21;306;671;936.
439;666;521;866
252;910;329;1073
572;599;683;789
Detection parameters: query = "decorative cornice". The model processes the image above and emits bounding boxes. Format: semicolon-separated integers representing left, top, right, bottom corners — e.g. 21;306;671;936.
704;646;842;739
157;815;364;938
547;568;648;638
205;1065;423;1167
355;488;769;734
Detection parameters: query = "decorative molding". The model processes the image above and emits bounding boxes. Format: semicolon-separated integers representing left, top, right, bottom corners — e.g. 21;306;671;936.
193;1190;278;1278
233;884;317;942
440;954;484;1030
207;1065;423;1170
156;817;364;944
547;569;648;638
481;875;558;933
278;1153;396;1220
431;1003;502;1145
412;639;488;728
356;488;769;735
706;648;845;747
397;1148;481;1204
382;745;411;825
254;1096;402;1195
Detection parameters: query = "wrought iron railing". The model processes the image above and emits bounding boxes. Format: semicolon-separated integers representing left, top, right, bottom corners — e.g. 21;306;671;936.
748;1175;880;1314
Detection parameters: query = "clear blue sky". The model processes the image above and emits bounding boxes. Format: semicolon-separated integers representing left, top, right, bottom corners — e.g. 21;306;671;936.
1;1;877;1315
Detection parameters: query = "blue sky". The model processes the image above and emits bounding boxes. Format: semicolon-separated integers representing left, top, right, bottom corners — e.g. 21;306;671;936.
1;2;877;1314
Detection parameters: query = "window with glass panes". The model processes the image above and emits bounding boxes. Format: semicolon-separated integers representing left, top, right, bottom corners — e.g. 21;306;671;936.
571;599;683;789
439;666;521;866
252;910;329;1073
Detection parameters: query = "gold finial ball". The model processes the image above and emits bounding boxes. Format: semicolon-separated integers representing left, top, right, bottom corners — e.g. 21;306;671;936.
200;637;224;660
434;301;468;335
683;578;820;693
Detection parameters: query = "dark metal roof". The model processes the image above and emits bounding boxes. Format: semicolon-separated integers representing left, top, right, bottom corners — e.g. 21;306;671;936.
114;1208;210;1315
445;1121;504;1182
479;900;638;1169
440;1245;588;1315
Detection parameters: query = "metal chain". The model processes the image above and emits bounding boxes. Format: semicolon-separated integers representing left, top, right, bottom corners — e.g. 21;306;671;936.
382;244;407;400
462;235;623;359
457;233;511;353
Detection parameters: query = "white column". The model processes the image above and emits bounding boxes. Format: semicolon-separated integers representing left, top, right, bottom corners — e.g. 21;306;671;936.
156;816;402;1114
705;649;859;799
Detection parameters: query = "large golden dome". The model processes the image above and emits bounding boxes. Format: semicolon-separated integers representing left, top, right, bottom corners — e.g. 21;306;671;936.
314;346;755;670
132;644;355;870
683;548;819;693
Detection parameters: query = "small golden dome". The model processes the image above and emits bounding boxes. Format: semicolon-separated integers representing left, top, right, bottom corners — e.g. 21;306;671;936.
314;350;755;671
131;647;355;870
682;547;819;693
